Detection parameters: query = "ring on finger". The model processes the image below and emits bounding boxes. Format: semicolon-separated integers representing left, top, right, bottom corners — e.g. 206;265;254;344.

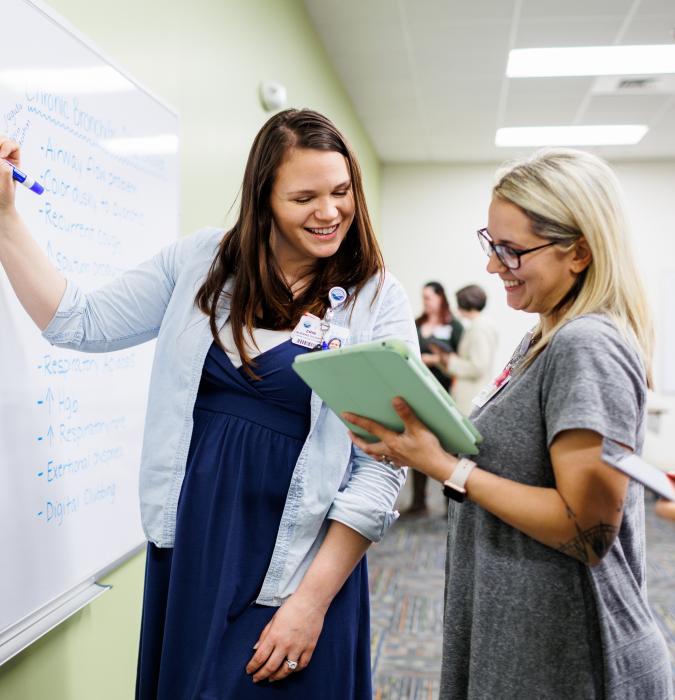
379;454;396;467
285;658;298;671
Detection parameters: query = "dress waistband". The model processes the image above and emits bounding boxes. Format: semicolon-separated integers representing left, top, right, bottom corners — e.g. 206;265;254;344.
194;389;310;442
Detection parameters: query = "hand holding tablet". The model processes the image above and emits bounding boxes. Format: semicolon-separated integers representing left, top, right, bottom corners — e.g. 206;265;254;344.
293;339;482;455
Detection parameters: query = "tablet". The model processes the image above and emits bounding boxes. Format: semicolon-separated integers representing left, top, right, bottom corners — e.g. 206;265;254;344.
292;338;482;455
425;338;452;353
602;441;675;501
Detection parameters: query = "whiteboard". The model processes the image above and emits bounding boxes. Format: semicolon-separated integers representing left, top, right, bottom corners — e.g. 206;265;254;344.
0;0;179;657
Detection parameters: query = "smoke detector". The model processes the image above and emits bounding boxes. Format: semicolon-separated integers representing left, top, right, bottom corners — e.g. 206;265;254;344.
259;82;287;111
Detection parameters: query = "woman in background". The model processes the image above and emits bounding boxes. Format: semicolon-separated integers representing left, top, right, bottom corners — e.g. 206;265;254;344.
408;281;463;513
430;284;497;416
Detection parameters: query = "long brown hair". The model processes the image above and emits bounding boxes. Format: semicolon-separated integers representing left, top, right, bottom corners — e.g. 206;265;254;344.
196;108;384;376
415;281;452;326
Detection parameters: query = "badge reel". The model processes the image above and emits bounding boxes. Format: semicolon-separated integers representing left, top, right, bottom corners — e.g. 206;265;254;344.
291;286;350;350
320;287;350;350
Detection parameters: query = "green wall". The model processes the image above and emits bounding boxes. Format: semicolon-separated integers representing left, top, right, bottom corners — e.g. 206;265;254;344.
0;555;146;699
53;0;381;235
0;2;380;698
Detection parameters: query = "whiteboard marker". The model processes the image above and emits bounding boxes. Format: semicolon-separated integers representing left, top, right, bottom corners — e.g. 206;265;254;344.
3;159;44;195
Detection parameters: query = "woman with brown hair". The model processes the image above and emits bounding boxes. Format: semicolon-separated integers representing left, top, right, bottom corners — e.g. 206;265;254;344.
416;281;463;388
0;109;417;698
408;281;463;513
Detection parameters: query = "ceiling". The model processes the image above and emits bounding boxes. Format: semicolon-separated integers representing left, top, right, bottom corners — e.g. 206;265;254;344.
303;0;675;162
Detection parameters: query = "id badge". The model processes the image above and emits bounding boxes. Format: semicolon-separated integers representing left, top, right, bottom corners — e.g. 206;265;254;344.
472;374;511;409
291;313;323;349
321;323;350;351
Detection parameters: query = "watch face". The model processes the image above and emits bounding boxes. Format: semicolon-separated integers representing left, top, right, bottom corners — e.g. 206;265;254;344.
443;483;466;503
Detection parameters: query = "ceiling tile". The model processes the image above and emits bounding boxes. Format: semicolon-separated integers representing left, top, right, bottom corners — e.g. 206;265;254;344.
620;13;675;44
412;47;510;80
406;17;512;54
638;0;675;13
418;80;504;112
303;0;675;162
501;77;591;125
329;50;410;81
520;0;634;20
515;17;626;48
582;94;672;124
402;0;517;22
304;0;397;28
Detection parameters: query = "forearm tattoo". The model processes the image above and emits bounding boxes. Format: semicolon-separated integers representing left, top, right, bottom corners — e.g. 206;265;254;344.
557;495;619;564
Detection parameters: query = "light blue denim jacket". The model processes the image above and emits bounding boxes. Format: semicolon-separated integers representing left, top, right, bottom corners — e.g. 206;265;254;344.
42;228;418;605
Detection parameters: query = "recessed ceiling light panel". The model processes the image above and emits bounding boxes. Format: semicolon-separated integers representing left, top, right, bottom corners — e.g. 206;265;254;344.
507;45;675;78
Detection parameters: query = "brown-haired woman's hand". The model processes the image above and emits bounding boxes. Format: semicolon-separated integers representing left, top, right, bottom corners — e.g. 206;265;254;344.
344;398;458;482
0;136;20;215
246;592;326;683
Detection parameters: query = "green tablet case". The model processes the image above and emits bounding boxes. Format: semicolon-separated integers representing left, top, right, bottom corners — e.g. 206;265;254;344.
293;338;482;456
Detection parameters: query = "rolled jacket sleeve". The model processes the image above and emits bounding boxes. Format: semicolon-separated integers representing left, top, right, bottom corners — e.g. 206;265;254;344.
41;229;212;353
326;273;418;541
327;445;407;542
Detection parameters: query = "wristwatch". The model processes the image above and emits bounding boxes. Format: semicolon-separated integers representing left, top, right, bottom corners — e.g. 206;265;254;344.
442;458;477;503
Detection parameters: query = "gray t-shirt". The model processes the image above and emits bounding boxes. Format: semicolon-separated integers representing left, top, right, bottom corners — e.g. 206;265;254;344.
441;314;673;700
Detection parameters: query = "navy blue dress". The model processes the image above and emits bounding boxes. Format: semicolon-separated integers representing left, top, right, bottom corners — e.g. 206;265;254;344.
136;340;372;699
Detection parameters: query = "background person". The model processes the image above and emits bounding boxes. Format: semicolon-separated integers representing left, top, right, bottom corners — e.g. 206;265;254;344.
430;284;497;416
0;109;417;699
346;148;672;699
407;281;463;514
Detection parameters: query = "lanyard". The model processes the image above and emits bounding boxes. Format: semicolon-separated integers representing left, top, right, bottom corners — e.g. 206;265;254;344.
501;329;535;382
472;329;534;409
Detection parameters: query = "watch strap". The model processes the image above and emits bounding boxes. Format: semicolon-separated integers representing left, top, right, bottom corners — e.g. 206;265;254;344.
442;458;477;502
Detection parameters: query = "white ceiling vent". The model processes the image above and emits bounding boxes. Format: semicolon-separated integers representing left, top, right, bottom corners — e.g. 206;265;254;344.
592;75;675;95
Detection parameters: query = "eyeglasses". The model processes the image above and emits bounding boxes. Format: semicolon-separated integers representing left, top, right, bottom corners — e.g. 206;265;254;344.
477;228;557;270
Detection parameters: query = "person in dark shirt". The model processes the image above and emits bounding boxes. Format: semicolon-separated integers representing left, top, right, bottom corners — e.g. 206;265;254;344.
407;281;463;514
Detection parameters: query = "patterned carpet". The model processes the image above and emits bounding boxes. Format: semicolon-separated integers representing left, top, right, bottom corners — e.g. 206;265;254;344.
368;495;675;699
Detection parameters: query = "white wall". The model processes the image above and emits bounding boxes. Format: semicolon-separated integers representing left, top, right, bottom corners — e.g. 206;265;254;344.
380;162;532;373
381;159;675;465
612;161;675;398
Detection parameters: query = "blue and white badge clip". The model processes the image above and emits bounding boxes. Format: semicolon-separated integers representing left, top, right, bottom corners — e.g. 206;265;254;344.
3;159;44;195
320;287;349;351
328;286;347;308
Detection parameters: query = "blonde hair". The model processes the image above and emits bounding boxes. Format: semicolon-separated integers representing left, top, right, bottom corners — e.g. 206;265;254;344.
493;148;653;385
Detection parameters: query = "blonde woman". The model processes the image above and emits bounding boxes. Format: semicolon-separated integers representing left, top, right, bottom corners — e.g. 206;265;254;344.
346;150;672;699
